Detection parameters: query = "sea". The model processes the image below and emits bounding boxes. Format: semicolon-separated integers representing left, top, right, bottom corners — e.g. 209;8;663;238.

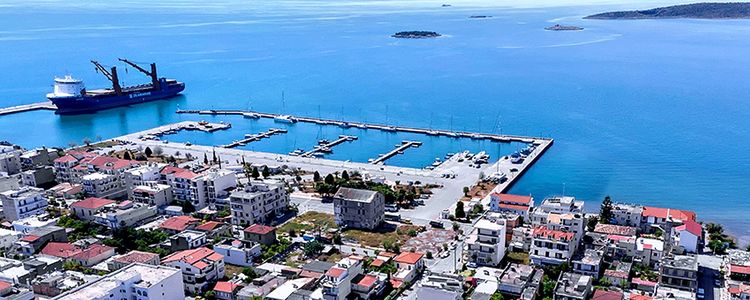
1;0;749;241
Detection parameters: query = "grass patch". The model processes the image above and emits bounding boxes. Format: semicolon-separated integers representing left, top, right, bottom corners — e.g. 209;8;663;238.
343;225;423;248
506;251;530;265
224;264;245;279
278;211;337;234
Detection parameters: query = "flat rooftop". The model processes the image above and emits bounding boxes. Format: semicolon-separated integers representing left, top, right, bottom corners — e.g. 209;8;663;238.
55;263;180;300
334;187;379;203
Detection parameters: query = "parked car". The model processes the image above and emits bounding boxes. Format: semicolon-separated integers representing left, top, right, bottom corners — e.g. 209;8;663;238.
430;221;445;229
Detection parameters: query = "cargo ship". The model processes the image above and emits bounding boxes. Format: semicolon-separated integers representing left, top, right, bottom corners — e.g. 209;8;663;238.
47;59;185;115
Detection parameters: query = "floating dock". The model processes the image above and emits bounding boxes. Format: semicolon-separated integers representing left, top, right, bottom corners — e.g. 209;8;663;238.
0;101;57;116
370;140;422;165
221;128;287;148
176;109;549;143
299;135;358;158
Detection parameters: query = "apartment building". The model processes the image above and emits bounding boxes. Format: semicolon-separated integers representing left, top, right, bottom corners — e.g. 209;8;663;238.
54;263;185;300
82;173;126;199
333;187;385;230
93;201;157;230
467;219;507;267
0;145;22;175
214;239;261;267
132;182;173;207
530;226;577;266
162;247;225;295
69;197;116;221
229;180;288;226
321;256;364;300
1;186;48;221
554;272;592;300
490;193;534;219
160;166;236;210
660;255;698;292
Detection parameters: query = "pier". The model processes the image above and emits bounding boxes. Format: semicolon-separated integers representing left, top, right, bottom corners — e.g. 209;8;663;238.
176;109;551;143
221;128;287;148
300;135;358;158
370;140;422;165
0;101;57;116
115;121;232;142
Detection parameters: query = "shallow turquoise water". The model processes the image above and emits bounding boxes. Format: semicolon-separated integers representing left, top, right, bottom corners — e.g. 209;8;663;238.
0;1;749;240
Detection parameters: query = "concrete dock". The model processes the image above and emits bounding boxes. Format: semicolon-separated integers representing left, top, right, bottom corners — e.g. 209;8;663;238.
176;109;550;143
117;121;232;141
0;101;57;116
370;140;423;165
221;128;287;148
300;135;358;158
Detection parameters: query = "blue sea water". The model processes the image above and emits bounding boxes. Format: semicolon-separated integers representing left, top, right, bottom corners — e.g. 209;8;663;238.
1;1;749;240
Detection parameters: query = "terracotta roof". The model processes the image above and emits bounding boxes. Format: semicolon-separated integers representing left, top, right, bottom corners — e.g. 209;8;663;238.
161;166;201;179
532;226;574;241
299;270;323;279
604;269;629;279
244;224;275;235
642;206;696;222
497;203;531;212
72;244;114;261
630;295;653;300
378;251;397;258
88;156;138;171
0;281;11;291
41;242;81;258
492;193;532;205
357;275;378;288
20;235;40;242
54;155;79;163
207;253;223;262
159;215;200;231
213;281;241;293
593;290;624;300
729;284;750;295
371;259;385;267
731;264;750;275
675;219;702;236
594;224;637;236
114;250;159;264
394;252;424;265
632;278;657;287
71;197;115;209
163;247;222;267
390;279;403;289
195;221;223;232
326;267;346;278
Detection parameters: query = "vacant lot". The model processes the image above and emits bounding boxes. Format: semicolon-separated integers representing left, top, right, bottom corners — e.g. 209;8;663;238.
278;211;337;234
343;224;423;248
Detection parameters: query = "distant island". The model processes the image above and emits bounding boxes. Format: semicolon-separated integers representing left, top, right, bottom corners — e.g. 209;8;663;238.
469;15;492;18
585;2;750;19
392;31;441;39
545;24;584;31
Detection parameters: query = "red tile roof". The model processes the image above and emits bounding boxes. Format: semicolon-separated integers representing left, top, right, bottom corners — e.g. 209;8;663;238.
213;281;241;293
163;247;222;267
326;267;346;278
394;252;424;265
41;242;82;258
675;219;702;236
532;226;574;241
630;295;653;300
54;155;79;163
114;250;160;264
357;275;378;288
160;166;200;180
244;224;275;235
390;279;403;289
632;278;657;287
70;197;115;209
642;206;696;222
593;290;624;300
604;269;629;279
88;156;139;171
72;244;114;261
195;221;223;232
0;281;11;291
159;215;200;232
492;193;532;205
497;203;531;212
594;224;637;236
731;264;750;275
371;259;385;267
20;235;40;242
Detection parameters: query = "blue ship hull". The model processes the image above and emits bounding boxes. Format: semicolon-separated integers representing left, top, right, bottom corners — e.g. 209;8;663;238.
49;81;185;115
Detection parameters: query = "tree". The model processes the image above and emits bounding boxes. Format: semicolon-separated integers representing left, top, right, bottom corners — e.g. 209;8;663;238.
426;251;433;259
212;149;218;164
82;137;91;146
600;196;614;224
251;167;260;179
262;166;270;178
709;239;728;254
181;201;196;213
324;174;335;185
341;170;349;181
203;153;209;165
242;267;258;282
707;223;724;235
463;186;470;196
313;171;321;182
455;201;466;219
490;293;504;300
144;147;153;157
122;151;132;160
153;146;163;156
587;216;599;232
452;222;460;231
333;233;342;245
303;240;324;257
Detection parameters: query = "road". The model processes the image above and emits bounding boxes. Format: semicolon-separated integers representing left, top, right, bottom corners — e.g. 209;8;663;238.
698;254;724;300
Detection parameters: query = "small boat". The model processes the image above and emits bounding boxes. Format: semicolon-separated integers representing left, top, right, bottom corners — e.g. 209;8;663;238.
185;141;192;146
318;147;332;153
318;139;330;145
354;123;367;129
339;122;352;128
243;112;260;119
312;152;325;158
470;133;482;139
427;130;439;136
382;126;397;132
444;132;459;138
198;121;209;126
274;115;297;123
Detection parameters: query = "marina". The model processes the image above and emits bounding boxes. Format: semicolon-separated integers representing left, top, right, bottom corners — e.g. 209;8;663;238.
220;128;287;148
299;135;358;158
370;140;423;165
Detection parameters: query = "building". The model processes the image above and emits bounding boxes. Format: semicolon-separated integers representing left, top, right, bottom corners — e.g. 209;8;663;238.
108;250;160;271
229;180;288;226
124;164;164;197
214;240;261;267
161;166;237;210
333;187;385;230
467;219;506;266
131;182;173;207
554;272;592;300
571;249;603;279
47;183;83;200
321;256;364;300
673;220;701;254
640;206;696;233
511;226;533;252
351;272;387;300
93;201;156;230
243;224;277;246
530;196;583;225
1;187;48;221
635;238;664;268
602;261;631;287
0;146;22;175
71;244;116;267
168;230;207;251
594;224;638;237
659;255;698;292
266;278;315;300
490;264;543;298
21;166;55;188
20;147;54;169
12;215;58;233
82;172;126;199
592;290;624;300
54;263;185;300
15;225;67;256
393;252;424;284
162;247;225;295
32;270;100;297
611;203;643;227
69;197;116;221
214;281;243;300
489;193;534;219
530;226;577;266
159;215;201;234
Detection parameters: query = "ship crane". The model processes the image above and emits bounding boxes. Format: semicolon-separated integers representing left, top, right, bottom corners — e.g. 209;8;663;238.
90;60;122;95
118;58;160;90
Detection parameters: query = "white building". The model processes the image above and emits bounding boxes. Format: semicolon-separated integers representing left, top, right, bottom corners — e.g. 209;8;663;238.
0;146;22;176
636;237;664;268
160;166;236;210
0;187;48;221
467;219;507;267
162;247;225;295
94;201;156;230
489;193;534;219
69;197;116;221
529;196;583;225
82;173;126;199
54;263;185;300
673;220;701;254
124;164;164;197
132;183;173;207
322;256;364;300
530;226;577;266
230;180;288;226
213;240;261;267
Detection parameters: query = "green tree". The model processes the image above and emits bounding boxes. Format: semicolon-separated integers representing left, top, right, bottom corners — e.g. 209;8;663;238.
324;174;335;185
455;201;466;219
490;293;504;300
144;147;153;157
313;171;321;182
251;167;260;179
341;170;349;181
212;149;218;163
262;166;270;178
587;216;599;232
426;251;433;259
600;196;614;224
463;186;470;196
303;240;324;257
203;153;209;165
